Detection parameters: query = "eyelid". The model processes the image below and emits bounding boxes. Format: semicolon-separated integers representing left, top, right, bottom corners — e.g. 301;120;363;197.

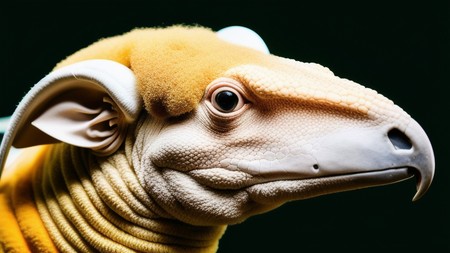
205;78;252;101
204;78;252;117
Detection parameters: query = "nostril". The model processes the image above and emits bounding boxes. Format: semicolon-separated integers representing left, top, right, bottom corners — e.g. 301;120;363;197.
388;128;413;150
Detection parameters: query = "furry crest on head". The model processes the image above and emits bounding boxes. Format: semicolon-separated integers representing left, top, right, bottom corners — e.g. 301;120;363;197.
55;25;268;118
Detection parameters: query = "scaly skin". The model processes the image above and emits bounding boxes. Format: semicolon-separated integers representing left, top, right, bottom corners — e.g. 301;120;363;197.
0;26;434;252
131;62;432;227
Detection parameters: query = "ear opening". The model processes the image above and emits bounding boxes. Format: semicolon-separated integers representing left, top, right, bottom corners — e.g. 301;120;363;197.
0;60;142;177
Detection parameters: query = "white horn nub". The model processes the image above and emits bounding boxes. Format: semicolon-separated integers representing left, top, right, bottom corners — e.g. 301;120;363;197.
217;26;270;54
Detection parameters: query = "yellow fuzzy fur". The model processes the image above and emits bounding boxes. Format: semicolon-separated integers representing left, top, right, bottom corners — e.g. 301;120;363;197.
55;26;267;118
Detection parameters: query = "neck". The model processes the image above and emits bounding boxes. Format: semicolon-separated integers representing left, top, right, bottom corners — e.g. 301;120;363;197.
33;144;225;253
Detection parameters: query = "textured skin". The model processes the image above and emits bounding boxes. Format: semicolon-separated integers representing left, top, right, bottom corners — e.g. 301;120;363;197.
0;26;434;252
130;62;413;226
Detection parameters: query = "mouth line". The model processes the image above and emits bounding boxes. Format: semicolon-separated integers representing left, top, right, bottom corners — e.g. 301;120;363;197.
251;167;416;191
189;166;416;193
311;167;415;188
311;166;415;182
244;167;416;203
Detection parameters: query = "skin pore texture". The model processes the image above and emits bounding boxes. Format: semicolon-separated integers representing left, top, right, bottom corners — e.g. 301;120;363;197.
0;26;434;252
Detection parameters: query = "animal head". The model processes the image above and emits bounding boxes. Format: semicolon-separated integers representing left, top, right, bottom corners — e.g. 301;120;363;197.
0;25;434;226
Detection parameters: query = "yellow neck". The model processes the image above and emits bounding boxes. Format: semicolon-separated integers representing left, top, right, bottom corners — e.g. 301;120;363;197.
33;144;226;253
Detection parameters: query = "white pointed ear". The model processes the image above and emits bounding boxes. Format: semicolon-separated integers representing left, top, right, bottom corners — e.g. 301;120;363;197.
217;26;270;54
0;59;142;173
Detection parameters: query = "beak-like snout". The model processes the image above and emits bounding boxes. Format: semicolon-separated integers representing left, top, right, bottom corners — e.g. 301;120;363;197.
310;118;435;201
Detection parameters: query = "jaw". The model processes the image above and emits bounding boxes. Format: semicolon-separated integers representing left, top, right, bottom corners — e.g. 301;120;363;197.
168;166;416;225
244;167;415;205
189;166;415;206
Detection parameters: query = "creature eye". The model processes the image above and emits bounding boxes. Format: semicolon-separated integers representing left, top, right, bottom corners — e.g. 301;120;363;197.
210;87;245;113
214;90;239;112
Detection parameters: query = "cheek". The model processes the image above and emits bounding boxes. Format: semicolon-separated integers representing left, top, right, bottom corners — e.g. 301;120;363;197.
132;118;270;225
147;122;226;171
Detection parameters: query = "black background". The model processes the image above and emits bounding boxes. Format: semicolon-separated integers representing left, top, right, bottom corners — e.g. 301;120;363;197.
2;1;448;252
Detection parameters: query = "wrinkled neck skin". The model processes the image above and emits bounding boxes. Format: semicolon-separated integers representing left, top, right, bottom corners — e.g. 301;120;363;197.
33;123;226;253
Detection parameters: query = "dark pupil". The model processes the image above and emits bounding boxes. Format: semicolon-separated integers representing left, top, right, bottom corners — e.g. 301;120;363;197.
215;90;238;112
